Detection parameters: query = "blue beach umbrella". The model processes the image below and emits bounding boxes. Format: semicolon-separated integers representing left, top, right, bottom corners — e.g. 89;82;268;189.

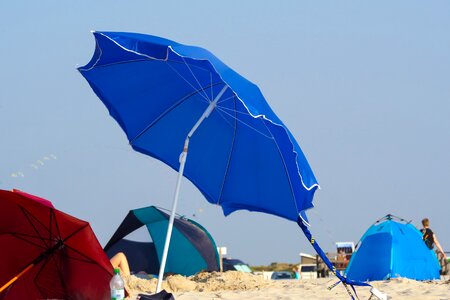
79;32;369;297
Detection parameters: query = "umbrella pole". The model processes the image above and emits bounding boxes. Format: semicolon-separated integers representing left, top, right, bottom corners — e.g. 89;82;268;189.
156;86;227;293
0;239;64;294
0;264;34;293
155;145;187;293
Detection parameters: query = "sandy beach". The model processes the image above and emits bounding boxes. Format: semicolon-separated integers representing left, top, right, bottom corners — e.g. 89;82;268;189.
124;271;450;300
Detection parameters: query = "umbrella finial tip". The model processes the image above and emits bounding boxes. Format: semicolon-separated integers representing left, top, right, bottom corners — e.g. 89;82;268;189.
90;30;96;33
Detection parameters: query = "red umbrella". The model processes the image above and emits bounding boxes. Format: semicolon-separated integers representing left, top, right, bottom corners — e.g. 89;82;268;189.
0;189;113;300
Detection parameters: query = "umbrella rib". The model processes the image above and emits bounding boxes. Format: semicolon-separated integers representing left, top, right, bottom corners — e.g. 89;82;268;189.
210;73;213;101
179;55;212;103
52;224;113;273
215;104;299;213
94;51;216;105
49;209;61;254
166;59;212;104
219;105;318;194
216;95;238;205
214;107;237;133
60;243;114;275
217;103;263;117
60;224;111;272
21;207;57;248
34;255;50;298
262;121;299;213
3;232;52;250
215;106;274;139
34;250;66;298
216;94;236;105
129;82;223;145
84;54;215;105
50;254;68;299
62;223;88;242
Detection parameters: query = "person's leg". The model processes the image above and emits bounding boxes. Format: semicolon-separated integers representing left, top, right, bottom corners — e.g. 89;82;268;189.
110;252;130;276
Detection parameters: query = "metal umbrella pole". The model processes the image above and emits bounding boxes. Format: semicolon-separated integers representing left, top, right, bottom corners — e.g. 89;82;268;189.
156;86;227;292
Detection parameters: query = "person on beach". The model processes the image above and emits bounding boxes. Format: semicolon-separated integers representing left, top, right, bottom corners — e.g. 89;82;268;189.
110;251;131;276
420;218;446;259
110;252;131;296
292;265;300;279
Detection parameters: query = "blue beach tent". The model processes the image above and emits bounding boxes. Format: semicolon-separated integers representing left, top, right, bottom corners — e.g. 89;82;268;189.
345;215;441;281
104;206;220;276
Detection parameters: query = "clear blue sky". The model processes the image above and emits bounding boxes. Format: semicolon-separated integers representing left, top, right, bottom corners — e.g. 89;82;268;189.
1;1;449;266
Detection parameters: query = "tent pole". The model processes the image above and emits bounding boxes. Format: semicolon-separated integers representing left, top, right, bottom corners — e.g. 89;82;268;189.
156;86;227;293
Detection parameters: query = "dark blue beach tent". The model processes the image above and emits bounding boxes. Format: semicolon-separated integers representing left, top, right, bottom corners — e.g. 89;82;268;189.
104;206;220;276
345;215;441;281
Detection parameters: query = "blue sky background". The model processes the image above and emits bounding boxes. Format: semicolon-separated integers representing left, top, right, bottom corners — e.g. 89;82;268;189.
1;1;449;265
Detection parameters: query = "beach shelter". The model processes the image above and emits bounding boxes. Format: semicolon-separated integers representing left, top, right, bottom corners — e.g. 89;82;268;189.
104;206;220;276
345;215;441;281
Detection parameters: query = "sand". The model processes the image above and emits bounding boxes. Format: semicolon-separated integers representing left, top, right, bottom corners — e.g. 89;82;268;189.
124;271;450;300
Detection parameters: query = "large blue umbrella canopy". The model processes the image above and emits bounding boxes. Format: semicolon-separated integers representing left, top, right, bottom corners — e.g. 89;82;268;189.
79;31;319;222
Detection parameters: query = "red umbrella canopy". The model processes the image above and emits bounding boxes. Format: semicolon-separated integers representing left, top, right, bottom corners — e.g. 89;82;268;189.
0;189;113;300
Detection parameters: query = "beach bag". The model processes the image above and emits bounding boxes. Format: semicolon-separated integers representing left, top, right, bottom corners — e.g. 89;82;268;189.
137;290;175;300
422;228;434;250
